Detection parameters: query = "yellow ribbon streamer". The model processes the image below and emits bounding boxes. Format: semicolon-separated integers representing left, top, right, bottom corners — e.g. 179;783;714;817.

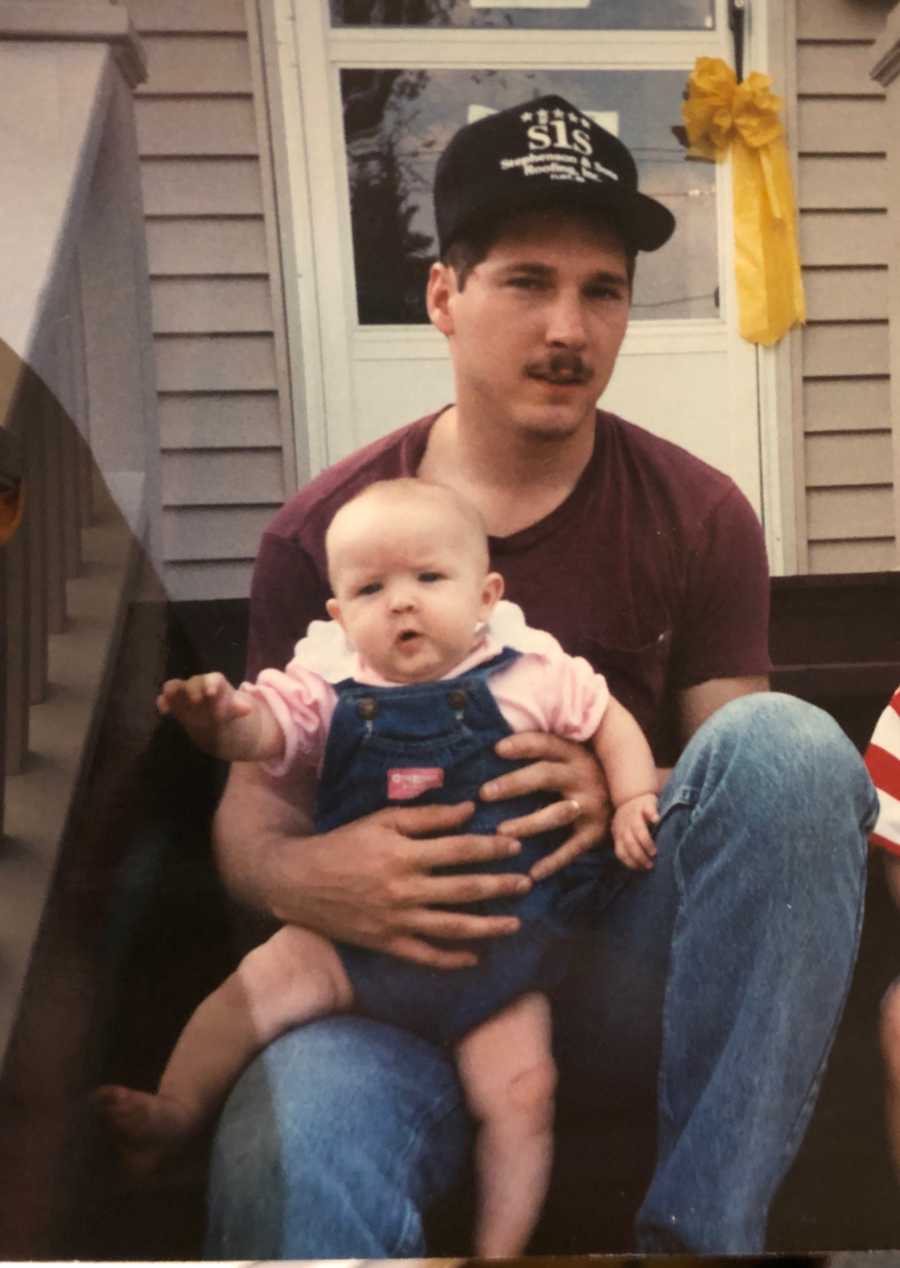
0;481;24;545
682;56;805;346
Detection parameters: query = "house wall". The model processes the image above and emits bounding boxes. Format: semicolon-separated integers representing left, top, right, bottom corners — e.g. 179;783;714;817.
127;0;295;601
124;0;900;598
795;0;897;572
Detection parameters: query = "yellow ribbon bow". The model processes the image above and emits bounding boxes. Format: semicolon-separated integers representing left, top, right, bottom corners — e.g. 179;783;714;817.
682;56;805;346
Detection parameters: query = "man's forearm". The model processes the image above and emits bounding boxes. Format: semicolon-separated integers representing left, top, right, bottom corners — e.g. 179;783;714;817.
213;760;316;915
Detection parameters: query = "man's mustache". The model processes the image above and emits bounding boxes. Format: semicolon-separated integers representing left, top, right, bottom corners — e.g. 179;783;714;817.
525;351;592;384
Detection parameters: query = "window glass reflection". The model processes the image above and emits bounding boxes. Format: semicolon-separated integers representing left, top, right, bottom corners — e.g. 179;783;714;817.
331;1;715;31
342;68;718;324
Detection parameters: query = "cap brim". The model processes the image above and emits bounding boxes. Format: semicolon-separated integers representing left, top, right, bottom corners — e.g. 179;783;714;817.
443;182;676;255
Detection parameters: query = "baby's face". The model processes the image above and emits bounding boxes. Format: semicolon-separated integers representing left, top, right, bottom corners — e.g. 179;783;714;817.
326;498;500;683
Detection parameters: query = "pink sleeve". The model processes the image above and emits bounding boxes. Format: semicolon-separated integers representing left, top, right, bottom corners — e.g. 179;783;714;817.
497;649;609;741
243;662;337;777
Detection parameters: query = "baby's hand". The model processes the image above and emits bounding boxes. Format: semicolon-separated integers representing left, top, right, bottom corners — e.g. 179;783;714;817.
157;673;252;751
611;793;660;871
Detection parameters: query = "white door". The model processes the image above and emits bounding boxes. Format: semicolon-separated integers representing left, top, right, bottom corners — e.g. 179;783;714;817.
274;0;762;513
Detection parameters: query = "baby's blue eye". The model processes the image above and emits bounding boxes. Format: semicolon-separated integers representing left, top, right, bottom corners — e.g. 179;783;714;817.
419;571;443;583
357;581;382;596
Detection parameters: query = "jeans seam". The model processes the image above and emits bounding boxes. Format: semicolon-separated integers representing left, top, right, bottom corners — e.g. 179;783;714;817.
389;1080;465;1256
656;802;692;1126
767;829;869;1205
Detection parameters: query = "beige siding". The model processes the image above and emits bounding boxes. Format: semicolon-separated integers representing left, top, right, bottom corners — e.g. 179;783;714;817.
797;42;885;95
155;335;278;392
136;35;253;94
802;267;887;321
128;1;248;34
803;323;890;377
803;377;891;431
808;539;898;570
127;0;295;601
805;431;894;485
141;158;263;216
157;393;281;448
795;0;896;572
798;157;886;210
151;277;273;334
146;217;269;275
161;449;286;505
162;505;274;561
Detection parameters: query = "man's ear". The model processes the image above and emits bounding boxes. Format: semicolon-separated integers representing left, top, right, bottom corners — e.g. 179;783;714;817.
479;571;504;617
426;261;455;336
325;596;342;625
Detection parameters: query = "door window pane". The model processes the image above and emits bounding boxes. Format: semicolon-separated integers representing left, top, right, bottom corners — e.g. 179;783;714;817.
342;68;717;324
331;1;714;31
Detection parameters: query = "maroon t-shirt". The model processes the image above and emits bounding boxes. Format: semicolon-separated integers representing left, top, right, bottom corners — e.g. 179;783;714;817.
247;409;771;762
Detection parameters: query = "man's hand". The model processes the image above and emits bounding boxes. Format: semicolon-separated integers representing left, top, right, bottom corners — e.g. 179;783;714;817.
480;732;612;881
216;763;534;970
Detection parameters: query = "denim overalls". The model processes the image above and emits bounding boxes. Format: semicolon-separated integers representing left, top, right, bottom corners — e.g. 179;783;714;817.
315;647;608;1045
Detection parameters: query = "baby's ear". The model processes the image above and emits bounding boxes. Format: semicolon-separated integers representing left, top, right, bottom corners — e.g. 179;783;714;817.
325;597;342;625
480;571;504;614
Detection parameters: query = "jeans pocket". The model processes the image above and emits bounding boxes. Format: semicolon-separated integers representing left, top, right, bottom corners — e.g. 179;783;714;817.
657;777;699;821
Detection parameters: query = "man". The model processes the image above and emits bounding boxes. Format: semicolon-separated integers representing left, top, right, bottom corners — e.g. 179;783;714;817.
204;96;877;1255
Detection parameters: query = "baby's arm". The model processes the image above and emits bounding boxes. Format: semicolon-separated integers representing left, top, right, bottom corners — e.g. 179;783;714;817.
158;672;284;763
591;697;660;871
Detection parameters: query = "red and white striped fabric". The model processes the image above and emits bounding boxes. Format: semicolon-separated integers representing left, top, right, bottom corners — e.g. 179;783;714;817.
866;687;900;855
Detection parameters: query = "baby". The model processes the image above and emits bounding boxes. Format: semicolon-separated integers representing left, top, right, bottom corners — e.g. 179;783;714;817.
96;478;659;1256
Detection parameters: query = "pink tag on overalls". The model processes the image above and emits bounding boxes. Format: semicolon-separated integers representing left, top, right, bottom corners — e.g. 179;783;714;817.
387;768;445;800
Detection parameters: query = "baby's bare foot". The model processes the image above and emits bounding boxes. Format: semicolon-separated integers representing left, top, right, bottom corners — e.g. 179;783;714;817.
92;1084;194;1176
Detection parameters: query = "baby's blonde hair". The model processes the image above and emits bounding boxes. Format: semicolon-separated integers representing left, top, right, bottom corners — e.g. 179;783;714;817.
325;478;490;588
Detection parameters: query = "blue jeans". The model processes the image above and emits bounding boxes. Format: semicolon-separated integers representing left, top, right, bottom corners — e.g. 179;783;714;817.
205;694;877;1255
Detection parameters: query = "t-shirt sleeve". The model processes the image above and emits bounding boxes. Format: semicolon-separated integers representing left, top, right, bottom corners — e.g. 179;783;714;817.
670;484;772;688
246;531;331;679
866;688;900;855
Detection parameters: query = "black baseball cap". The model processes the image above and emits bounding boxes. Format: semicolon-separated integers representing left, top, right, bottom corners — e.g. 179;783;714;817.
434;94;676;256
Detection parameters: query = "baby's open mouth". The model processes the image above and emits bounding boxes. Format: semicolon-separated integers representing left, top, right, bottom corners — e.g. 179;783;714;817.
398;630;420;642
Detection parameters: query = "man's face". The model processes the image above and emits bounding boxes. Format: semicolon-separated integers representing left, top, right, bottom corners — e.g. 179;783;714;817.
428;209;631;443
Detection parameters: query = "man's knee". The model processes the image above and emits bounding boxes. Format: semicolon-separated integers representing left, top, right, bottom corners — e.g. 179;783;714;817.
208;1018;470;1256
695;691;849;763
661;692;874;891
678;692;874;815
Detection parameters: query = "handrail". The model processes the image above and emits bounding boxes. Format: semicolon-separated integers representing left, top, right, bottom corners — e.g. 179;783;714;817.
0;4;159;1067
0;0;146;84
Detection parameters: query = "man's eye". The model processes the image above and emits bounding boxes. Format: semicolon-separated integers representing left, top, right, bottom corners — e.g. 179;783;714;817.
586;285;624;302
508;275;543;291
